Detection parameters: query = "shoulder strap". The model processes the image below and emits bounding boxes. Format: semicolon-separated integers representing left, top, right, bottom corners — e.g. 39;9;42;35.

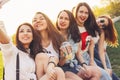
3;53;20;80
3;67;4;80
16;53;19;80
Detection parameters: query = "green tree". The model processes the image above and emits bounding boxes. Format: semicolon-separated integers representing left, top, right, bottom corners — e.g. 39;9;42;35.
108;1;120;17
93;0;120;18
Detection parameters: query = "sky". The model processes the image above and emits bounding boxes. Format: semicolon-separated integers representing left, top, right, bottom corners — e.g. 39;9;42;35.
0;0;101;36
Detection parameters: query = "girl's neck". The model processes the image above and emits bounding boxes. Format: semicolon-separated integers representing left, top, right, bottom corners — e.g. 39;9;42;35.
40;31;51;47
24;45;29;49
42;40;50;48
60;30;68;41
77;20;84;27
40;31;49;41
78;23;84;27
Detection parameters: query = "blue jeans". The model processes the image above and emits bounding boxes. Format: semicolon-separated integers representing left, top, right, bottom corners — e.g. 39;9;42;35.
82;52;112;80
98;67;112;80
94;44;120;80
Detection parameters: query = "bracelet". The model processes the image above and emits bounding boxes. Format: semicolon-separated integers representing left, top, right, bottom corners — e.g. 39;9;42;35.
49;56;55;62
81;62;87;67
48;61;57;67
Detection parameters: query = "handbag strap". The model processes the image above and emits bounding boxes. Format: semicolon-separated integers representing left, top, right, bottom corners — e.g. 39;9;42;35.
3;67;4;80
16;53;19;80
3;53;19;80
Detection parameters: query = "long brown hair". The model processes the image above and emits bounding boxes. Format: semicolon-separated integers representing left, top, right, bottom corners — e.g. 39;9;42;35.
33;12;65;53
16;22;43;59
99;15;119;47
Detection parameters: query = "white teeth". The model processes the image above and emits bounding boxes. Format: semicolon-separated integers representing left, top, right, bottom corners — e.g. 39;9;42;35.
23;37;29;40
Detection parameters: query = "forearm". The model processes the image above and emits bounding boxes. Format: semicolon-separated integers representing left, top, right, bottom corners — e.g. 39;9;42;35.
0;26;10;44
76;51;85;63
89;52;94;64
98;31;107;69
59;57;66;66
88;46;94;65
99;50;107;69
48;56;58;66
47;56;58;73
98;43;107;69
99;35;107;69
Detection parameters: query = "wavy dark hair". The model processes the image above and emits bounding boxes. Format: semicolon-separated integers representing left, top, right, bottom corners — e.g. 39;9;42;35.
16;22;43;59
56;10;80;43
74;2;101;37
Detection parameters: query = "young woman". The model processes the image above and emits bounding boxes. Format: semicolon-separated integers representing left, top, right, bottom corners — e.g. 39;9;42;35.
74;2;112;80
95;15;119;80
32;12;67;80
0;22;43;80
56;9;101;80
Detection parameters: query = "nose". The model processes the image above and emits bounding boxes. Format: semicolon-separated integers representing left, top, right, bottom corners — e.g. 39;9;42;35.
37;19;40;22
23;31;28;35
81;13;86;17
61;18;66;23
35;20;41;27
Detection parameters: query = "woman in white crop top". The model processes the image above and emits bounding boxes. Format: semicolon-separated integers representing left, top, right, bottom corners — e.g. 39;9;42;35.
32;12;67;80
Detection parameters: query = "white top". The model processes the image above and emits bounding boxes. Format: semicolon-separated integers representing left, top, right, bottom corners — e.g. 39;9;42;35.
0;42;36;80
44;42;59;57
78;26;86;33
92;33;100;44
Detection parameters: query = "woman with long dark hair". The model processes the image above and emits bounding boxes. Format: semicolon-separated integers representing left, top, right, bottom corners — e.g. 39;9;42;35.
0;22;43;80
74;2;112;80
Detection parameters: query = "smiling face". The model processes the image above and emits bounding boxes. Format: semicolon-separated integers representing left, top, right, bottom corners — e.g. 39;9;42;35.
76;5;89;25
32;13;47;31
18;24;33;48
57;11;70;31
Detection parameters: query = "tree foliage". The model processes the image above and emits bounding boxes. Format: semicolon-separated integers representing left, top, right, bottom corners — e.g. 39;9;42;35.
93;0;120;18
